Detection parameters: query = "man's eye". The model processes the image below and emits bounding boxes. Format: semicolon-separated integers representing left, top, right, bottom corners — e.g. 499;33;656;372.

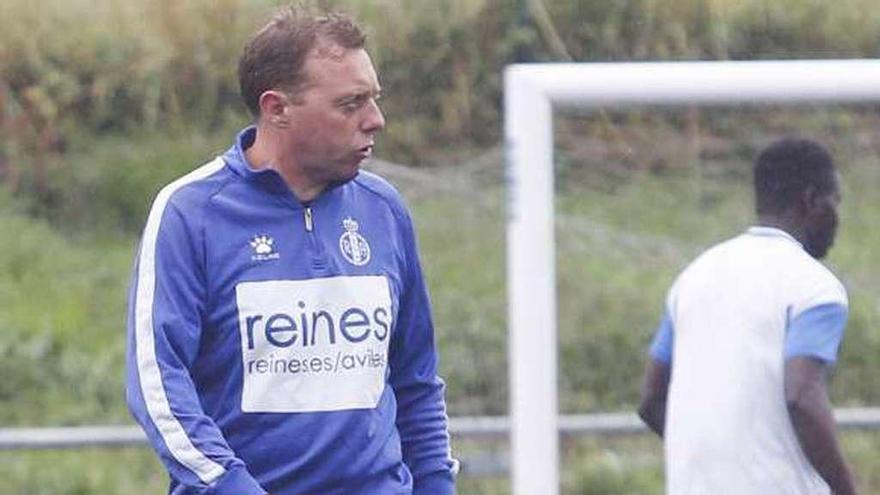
339;99;363;113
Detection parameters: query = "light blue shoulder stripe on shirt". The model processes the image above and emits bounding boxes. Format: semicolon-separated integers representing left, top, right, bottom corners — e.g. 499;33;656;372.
649;312;674;364
784;303;848;364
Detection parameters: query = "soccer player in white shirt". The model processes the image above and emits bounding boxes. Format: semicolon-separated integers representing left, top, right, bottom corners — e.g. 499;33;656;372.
638;137;858;494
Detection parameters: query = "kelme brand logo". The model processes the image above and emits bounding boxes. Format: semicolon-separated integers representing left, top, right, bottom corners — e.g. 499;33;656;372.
339;217;371;266
250;234;280;261
235;276;392;413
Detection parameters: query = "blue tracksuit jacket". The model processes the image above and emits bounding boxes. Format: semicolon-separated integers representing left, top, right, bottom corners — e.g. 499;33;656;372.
125;127;457;494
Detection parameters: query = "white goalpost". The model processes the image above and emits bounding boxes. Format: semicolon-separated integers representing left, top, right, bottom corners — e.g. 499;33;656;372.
504;59;880;495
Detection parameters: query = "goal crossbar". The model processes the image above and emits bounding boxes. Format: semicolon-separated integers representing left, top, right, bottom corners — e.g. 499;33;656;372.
504;59;880;495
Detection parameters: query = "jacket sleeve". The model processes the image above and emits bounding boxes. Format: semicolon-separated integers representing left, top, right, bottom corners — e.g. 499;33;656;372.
388;206;458;495
125;192;265;495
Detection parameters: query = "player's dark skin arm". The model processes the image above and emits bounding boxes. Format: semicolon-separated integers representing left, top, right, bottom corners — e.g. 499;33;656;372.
785;356;858;495
637;358;671;437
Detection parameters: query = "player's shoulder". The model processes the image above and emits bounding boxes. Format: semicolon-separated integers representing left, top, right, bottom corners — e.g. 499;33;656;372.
159;157;232;211
718;231;843;292
352;170;409;217
761;236;849;310
666;234;746;298
794;250;847;299
679;234;740;274
353;169;403;199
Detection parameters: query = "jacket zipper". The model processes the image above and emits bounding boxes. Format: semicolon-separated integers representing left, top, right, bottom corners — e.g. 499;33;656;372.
303;206;326;269
304;207;314;232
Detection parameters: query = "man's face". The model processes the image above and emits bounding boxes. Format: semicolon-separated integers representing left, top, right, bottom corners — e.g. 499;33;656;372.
803;172;841;259
281;44;385;186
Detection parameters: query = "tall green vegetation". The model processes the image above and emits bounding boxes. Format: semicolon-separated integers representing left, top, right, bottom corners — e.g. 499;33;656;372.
4;0;880;199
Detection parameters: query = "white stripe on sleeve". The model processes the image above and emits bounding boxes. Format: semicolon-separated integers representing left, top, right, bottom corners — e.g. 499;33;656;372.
134;157;227;484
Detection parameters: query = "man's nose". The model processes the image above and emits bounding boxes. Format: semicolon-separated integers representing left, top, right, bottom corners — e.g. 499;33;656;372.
361;99;385;133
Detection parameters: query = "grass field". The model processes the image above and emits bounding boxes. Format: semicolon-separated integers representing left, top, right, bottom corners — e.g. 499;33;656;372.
2;114;880;493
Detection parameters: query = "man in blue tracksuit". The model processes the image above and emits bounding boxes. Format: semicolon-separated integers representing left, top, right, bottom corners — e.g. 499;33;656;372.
125;7;457;494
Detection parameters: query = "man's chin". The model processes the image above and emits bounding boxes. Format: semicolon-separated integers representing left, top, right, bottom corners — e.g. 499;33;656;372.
806;242;830;259
328;156;366;184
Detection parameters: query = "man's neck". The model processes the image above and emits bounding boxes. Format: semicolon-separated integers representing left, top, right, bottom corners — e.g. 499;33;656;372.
244;126;324;202
755;214;805;246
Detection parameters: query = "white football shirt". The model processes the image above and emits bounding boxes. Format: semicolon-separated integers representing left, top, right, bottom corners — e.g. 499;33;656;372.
653;226;847;494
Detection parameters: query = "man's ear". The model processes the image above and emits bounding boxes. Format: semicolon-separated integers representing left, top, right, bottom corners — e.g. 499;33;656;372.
258;90;290;129
800;184;822;215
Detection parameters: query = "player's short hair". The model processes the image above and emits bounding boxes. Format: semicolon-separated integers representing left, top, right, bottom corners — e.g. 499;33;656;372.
754;137;836;215
238;6;366;116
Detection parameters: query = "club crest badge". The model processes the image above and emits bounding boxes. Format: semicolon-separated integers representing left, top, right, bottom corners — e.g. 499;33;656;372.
339;217;371;266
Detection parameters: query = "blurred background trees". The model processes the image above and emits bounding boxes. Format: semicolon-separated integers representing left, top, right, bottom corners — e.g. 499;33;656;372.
3;0;879;205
